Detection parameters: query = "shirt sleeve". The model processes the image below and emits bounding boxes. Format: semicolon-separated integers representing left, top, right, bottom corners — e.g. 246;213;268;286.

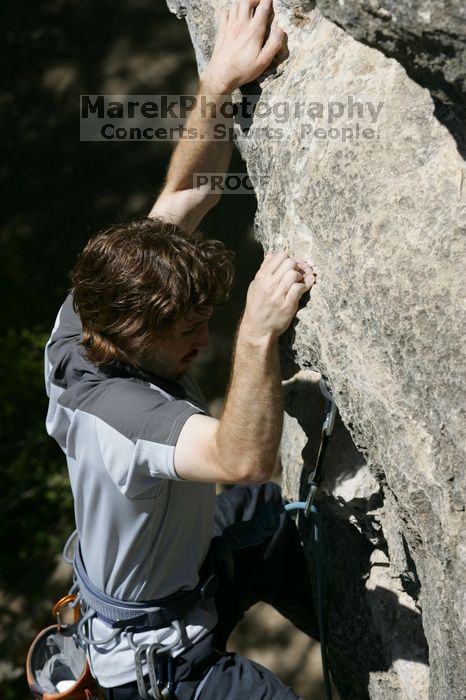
44;293;82;392
92;379;204;497
46;293;81;352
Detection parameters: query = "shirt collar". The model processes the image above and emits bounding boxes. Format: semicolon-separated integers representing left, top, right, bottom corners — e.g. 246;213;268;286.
102;361;187;399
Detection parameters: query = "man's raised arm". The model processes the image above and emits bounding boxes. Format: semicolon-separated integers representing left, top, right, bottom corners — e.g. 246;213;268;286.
149;0;285;234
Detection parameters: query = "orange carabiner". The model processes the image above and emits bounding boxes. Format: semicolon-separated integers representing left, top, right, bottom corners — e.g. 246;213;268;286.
52;594;80;629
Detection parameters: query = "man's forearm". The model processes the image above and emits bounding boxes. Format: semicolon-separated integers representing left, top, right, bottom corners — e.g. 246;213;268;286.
212;248;316;484
150;0;285;230
162;76;235;195
149;76;236;231
215;323;283;483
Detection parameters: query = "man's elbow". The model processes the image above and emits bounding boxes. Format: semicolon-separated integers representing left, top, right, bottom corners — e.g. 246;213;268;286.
231;459;275;485
199;188;221;212
149;187;221;228
175;183;222;211
213;429;276;484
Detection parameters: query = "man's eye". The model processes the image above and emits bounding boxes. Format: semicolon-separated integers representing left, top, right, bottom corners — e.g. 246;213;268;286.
182;328;194;336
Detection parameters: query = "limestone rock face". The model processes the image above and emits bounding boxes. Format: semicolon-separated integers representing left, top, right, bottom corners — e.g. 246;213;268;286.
167;1;465;698
313;0;466;154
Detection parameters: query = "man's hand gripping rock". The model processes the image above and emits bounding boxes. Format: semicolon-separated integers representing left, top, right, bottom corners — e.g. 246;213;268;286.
202;0;286;93
242;252;316;342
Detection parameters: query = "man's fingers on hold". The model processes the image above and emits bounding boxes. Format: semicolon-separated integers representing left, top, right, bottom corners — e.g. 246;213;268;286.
250;0;272;31
300;269;317;285
285;281;309;306
304;273;316;288
295;257;314;270
278;268;304;295
273;256;300;279
257;26;285;68
238;0;260;21
267;250;290;274
296;262;314;275
262;251;278;264
229;1;240;21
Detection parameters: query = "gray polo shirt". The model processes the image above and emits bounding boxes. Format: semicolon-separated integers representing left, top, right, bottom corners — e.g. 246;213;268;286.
45;293;218;687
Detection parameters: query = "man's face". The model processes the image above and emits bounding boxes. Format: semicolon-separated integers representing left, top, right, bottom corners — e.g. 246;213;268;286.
140;307;212;381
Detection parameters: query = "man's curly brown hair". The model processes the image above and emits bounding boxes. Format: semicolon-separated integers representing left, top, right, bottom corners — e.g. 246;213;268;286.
70;217;235;367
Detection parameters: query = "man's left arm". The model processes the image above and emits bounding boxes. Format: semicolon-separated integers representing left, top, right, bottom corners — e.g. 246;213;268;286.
149;0;285;234
149;76;235;233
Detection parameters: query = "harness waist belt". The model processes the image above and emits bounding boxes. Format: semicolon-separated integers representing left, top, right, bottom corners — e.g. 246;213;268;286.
74;542;217;630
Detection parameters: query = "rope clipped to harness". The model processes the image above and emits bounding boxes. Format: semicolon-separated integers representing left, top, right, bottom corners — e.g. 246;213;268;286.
284;375;336;700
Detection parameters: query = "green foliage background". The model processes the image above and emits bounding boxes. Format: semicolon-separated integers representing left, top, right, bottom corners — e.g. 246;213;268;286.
0;328;72;580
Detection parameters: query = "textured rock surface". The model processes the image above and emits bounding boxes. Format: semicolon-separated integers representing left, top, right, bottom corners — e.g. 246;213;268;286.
313;0;466;154
167;1;466;698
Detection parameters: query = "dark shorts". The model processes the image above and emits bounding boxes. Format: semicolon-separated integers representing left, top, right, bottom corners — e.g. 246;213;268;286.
101;482;319;700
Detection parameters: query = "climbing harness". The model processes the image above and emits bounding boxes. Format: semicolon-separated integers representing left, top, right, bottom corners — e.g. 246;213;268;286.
284;375;336;700
63;533;218;700
70;536;217;632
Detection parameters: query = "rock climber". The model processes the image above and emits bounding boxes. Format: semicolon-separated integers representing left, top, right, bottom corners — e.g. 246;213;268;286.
45;1;319;698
